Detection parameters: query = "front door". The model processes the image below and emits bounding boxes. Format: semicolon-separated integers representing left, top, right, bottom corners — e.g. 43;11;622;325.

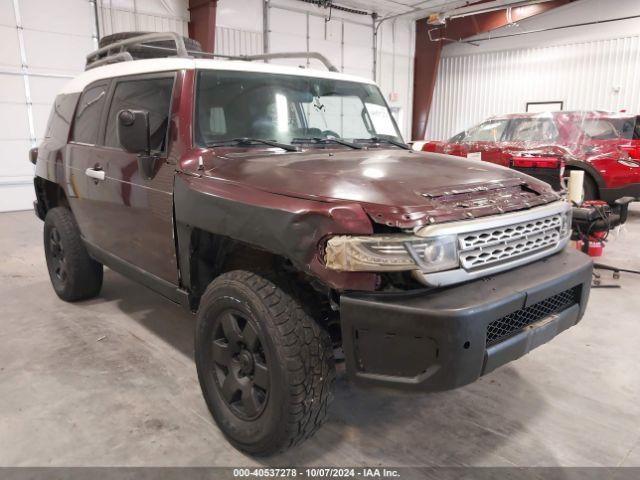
83;72;179;284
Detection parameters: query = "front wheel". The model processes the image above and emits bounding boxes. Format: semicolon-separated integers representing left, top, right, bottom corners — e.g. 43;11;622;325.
195;270;335;456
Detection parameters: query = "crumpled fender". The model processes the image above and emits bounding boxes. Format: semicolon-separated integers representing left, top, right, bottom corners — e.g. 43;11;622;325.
173;173;377;291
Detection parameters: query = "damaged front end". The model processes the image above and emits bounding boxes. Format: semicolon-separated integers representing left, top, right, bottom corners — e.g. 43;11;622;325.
358;177;560;229
324;179;569;288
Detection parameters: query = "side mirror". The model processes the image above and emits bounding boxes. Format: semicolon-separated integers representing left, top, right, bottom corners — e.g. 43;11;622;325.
118;109;158;180
118;109;150;155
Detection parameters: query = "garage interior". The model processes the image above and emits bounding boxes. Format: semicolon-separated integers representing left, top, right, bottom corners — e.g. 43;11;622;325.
1;0;640;470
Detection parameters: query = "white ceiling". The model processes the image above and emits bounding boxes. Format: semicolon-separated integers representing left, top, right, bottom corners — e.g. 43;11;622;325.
330;0;477;18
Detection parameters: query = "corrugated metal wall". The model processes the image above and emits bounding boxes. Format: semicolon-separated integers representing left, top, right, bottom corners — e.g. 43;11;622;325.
0;0;190;212
97;0;189;37
214;26;263;56
0;0;96;212
213;0;415;140
426;35;640;140
376;19;414;139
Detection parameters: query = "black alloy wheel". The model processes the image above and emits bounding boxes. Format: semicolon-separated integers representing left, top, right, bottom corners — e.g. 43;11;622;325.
43;207;103;302
48;226;67;284
195;270;335;455
211;310;269;420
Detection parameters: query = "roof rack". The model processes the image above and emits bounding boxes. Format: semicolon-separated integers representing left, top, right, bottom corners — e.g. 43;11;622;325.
85;32;339;73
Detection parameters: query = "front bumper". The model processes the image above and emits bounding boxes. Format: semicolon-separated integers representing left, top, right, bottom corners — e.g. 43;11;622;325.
340;248;592;392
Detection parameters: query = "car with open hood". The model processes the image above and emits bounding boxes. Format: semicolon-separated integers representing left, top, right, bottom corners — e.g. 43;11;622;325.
31;33;592;456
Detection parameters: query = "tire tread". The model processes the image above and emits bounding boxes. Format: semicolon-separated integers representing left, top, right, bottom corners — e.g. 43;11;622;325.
44;207;102;302
199;270;335;454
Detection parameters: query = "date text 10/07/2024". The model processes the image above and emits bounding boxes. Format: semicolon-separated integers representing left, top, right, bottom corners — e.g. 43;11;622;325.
232;468;401;478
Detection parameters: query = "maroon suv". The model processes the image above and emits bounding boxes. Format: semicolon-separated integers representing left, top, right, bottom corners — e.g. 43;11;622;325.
31;33;592;455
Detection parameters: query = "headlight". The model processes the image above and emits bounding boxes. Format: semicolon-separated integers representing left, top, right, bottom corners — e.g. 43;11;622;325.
324;234;459;272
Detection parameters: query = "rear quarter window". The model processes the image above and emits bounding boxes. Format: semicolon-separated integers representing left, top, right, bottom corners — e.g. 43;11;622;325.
45;93;80;142
71;82;109;144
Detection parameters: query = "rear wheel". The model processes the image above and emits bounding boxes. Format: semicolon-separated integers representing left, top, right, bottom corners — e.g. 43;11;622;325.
44;207;103;302
195;270;335;456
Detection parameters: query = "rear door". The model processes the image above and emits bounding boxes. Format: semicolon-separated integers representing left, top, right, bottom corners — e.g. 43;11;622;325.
84;72;179;283
67;80;110;239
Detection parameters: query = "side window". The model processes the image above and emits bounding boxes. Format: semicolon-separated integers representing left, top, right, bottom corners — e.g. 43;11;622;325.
71;83;108;144
581;119;620;140
104;76;175;151
466;120;509;142
509;118;558;142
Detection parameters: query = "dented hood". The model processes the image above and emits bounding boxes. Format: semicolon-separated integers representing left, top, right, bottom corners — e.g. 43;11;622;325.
205;149;560;228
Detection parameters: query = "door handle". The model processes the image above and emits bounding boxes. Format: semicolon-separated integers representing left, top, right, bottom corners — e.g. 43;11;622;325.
85;167;105;181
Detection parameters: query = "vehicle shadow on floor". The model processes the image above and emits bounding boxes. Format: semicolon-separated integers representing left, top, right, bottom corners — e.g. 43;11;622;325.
92;269;197;358
96;269;559;467
265;368;558;467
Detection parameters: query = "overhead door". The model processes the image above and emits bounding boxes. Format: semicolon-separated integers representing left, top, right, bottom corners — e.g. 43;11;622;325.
0;0;95;212
0;0;189;212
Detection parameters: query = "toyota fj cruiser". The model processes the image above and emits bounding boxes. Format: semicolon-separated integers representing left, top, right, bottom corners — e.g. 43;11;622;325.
31;33;592;455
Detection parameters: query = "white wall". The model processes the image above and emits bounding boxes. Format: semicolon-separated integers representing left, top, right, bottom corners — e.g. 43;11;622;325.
1;0;415;211
0;0;96;212
0;0;188;212
377;18;415;138
425;0;640;140
214;0;415;139
97;0;189;36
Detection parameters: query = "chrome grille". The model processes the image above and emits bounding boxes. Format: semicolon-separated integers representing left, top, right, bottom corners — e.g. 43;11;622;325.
459;214;563;271
413;201;571;287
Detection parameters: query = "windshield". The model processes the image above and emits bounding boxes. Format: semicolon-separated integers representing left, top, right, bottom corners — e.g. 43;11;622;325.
194;69;403;147
580;116;640;140
458;119;509;142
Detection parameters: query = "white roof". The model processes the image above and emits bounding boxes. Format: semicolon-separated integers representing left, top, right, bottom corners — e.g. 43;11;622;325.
60;57;376;94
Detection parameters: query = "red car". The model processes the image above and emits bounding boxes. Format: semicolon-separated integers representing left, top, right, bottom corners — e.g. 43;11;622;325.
418;111;640;202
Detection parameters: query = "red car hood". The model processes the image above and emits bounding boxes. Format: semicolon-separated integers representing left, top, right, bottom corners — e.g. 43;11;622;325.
202;148;560;228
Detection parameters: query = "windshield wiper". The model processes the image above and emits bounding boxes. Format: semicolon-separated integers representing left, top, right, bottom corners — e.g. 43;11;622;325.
356;137;410;150
291;137;362;150
207;137;299;152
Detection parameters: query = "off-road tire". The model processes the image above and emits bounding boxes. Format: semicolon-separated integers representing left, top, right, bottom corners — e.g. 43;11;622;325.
98;31;202;59
195;270;335;456
43;207;103;302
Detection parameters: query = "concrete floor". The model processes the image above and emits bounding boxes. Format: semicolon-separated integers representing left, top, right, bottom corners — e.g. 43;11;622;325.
1;207;639;468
